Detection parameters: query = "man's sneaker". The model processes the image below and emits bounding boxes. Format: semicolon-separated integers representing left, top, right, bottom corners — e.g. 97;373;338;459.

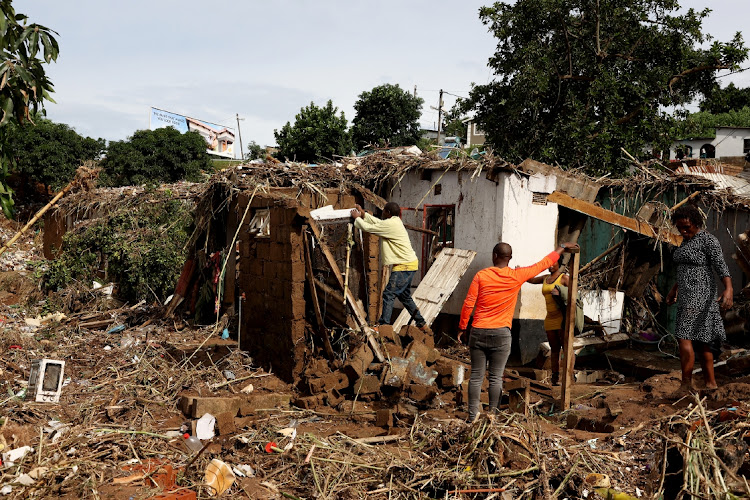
418;324;433;335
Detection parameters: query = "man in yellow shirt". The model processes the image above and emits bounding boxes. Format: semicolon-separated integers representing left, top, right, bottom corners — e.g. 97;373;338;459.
350;202;428;331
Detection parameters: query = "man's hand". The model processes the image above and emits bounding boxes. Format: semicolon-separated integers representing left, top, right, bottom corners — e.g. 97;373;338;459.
350;206;363;219
666;288;677;305
457;329;466;344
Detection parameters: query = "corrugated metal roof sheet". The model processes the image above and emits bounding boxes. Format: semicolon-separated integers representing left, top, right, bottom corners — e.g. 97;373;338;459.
679;170;750;198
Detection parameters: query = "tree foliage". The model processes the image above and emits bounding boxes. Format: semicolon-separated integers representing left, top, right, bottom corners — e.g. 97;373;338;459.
0;0;60;216
465;0;748;175
274;100;352;162
99;127;212;186
44;192;193;303
674;107;750;140
441;102;467;141
6;118;104;190
351;84;424;149
699;82;750;114
244;140;265;160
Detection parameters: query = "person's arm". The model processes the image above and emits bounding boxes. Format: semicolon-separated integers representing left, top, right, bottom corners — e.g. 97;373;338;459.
526;275;547;284
515;243;577;283
458;274;480;342
666;282;678;305
705;233;733;309
560;273;570;287
353;211;392;237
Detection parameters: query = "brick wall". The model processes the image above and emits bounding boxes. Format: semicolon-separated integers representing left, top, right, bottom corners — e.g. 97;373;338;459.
236;189;380;383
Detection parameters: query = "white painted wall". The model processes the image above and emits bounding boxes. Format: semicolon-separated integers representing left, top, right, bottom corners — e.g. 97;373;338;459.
670;127;750;159
389;169;559;317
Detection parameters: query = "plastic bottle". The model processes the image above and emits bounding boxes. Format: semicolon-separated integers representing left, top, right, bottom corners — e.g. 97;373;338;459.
183;433;202;452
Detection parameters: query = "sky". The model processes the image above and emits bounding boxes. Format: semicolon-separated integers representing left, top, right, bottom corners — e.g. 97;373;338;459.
14;0;750;158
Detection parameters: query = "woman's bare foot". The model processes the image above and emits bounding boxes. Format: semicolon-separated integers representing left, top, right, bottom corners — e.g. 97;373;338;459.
668;382;695;400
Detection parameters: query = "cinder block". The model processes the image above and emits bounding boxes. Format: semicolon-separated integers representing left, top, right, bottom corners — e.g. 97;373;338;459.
375;409;394;428
354;375;380;395
239;393;291;415
179;395;241;418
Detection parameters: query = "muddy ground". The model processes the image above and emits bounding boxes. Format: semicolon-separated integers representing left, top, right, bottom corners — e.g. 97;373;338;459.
2;216;750;499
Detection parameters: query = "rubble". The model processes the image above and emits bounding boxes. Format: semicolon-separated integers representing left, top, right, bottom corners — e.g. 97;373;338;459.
3;152;750;498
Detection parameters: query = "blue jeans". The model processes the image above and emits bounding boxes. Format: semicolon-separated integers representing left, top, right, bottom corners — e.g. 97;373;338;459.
468;327;512;421
379;270;425;327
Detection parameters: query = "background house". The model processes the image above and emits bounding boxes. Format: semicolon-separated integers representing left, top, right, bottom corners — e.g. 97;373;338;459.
670;126;750;164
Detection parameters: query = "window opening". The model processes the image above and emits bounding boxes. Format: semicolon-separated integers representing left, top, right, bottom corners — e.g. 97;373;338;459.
247;209;270;238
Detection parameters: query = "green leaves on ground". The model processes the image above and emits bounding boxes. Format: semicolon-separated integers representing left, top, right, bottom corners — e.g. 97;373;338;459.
44;192;193;304
465;0;748;176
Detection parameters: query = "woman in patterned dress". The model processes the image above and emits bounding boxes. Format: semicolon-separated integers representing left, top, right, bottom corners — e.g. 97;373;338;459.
666;204;733;393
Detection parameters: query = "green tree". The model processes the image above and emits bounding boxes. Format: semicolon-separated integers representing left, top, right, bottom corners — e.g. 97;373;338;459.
442;102;467;141
7;118;104;190
465;1;747;175
699;82;750;114
274;100;352;162
99;127;212;186
351;84;424;149
244;140;265;160
674;107;750;139
0;0;60;217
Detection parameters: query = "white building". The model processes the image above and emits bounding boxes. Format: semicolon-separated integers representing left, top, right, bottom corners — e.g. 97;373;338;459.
670;126;750;160
386;163;578;363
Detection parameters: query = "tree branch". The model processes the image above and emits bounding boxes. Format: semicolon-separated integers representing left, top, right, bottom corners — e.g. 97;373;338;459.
668;64;732;92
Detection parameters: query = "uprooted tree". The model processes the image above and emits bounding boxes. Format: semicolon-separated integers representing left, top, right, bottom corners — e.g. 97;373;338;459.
0;0;60;217
464;0;748;175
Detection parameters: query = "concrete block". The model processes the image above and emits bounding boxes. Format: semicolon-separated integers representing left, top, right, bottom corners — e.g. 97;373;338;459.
325;389;345;407
403;340;440;366
293;394;324;410
308;372;349;394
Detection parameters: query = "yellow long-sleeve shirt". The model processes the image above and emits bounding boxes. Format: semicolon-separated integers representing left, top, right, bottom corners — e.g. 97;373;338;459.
354;213;418;270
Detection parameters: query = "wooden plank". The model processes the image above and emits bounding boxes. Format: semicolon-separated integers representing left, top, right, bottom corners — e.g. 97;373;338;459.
547;191;682;246
303;229;335;361
561;249;580;410
392;248;477;332
306;219;385;362
539;333;630;357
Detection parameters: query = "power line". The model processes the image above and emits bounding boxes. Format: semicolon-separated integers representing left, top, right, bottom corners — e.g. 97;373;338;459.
715;66;750;79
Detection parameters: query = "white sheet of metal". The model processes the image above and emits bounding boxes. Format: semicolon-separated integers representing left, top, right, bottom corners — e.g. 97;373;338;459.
392;248;477;331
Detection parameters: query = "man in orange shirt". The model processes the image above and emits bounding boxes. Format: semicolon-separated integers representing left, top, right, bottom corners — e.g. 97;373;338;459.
459;241;577;422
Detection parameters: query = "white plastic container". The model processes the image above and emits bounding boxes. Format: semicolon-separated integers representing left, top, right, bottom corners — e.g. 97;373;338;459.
183;433;202;453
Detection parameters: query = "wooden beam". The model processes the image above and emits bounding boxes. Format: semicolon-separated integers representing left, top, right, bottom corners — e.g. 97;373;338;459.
303;229;336;362
561;248;580;410
306;219;385;362
547;191;682;246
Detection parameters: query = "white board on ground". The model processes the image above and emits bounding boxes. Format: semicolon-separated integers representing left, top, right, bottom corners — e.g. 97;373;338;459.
392;248;477;332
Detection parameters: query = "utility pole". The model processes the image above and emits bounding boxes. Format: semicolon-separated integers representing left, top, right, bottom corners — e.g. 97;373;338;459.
236;113;245;160
436;89;444;146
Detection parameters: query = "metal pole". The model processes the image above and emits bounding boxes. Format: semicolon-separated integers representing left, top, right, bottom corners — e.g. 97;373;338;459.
236;113;244;160
436;89;444;146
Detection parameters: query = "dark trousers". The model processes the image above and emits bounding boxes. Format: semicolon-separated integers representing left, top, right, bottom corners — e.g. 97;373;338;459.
468;327;512;421
379;270;425;327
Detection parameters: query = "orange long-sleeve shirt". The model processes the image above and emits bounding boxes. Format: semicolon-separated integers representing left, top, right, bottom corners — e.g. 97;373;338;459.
459;252;560;330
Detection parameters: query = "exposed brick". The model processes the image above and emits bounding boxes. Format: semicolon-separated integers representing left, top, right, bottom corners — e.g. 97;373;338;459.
293;394;324;410
408;384;438;402
239;393;291;416
215;411;237;435
354;375;381;395
179;395;241;418
375;409;394;428
342;343;375;382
